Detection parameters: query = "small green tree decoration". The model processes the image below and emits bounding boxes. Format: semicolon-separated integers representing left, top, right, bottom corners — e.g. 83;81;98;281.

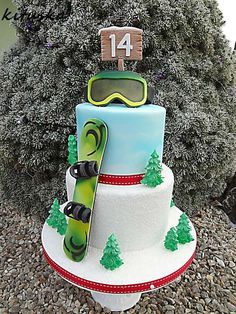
68;135;77;166
100;234;124;271
46;198;68;235
164;227;178;251
141;150;164;187
170;198;175;208
176;213;194;244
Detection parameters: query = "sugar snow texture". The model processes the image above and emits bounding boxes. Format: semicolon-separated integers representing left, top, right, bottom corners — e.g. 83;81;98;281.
0;0;235;214
66;164;174;251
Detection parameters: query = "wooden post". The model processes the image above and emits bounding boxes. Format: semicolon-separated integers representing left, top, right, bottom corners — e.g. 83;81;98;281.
118;58;125;71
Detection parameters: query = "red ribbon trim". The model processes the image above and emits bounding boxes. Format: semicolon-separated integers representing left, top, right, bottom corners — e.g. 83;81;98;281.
42;246;196;294
98;173;144;185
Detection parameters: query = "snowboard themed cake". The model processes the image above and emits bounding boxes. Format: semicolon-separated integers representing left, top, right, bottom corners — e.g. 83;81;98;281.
42;26;197;311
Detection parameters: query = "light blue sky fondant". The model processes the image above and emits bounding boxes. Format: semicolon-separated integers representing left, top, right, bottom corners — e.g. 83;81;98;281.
76;103;166;175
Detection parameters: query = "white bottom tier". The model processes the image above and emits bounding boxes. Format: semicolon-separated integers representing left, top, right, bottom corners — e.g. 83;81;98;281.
42;206;196;292
66;164;174;252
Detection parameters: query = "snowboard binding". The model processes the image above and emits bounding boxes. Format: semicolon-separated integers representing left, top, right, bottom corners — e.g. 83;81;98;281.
64;201;91;223
70;161;98;179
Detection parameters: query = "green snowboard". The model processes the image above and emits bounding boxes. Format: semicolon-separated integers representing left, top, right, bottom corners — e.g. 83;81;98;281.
63;118;108;262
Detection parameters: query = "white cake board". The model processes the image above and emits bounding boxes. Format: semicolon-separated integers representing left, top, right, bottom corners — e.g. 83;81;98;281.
41;206;197;311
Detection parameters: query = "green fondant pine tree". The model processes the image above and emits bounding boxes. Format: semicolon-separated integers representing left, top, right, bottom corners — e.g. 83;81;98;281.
46;198;68;235
141;150;163;187
170;198;175;208
100;234;124;271
176;213;194;244
164;227;178;251
68;135;77;166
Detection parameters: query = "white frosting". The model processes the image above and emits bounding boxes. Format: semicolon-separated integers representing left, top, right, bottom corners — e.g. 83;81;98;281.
66;164;174;252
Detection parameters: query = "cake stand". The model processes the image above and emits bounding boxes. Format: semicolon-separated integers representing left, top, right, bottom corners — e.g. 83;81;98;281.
41;205;197;311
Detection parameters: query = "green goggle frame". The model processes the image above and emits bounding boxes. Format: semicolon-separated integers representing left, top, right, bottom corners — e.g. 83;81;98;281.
86;71;149;108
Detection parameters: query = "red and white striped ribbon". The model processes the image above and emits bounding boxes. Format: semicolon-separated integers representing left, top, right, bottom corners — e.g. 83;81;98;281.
98;173;144;185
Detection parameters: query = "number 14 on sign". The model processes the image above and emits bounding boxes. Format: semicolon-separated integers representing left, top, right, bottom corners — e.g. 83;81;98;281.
99;26;143;62
109;33;133;57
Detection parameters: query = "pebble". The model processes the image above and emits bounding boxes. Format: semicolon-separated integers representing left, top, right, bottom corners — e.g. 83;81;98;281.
227;302;236;312
86;297;95;306
208;260;215;267
138;307;146;314
94;303;103;313
165;297;175;305
216;258;225;268
75;300;81;307
229;261;235;268
196;303;204;312
9;305;20;313
164;304;175;311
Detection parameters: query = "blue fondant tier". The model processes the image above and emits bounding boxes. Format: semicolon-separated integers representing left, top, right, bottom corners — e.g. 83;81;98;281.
76;103;166;175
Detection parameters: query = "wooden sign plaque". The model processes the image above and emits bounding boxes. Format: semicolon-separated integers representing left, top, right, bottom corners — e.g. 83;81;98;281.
99;26;143;62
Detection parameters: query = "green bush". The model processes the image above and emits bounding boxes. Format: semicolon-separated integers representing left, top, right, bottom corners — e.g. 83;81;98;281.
0;0;235;215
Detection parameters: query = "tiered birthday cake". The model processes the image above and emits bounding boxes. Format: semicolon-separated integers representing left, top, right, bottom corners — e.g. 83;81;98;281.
42;26;196;311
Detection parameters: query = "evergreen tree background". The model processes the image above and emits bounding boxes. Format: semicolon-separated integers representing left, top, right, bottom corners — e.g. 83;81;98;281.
0;0;235;215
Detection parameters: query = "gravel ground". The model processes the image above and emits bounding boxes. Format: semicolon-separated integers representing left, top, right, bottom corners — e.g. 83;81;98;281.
0;202;235;314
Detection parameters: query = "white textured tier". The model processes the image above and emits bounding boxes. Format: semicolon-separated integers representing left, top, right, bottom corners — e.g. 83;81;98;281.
42;206;196;290
66;164;174;252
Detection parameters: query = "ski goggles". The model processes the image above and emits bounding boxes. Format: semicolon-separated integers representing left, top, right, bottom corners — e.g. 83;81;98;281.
86;71;148;107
